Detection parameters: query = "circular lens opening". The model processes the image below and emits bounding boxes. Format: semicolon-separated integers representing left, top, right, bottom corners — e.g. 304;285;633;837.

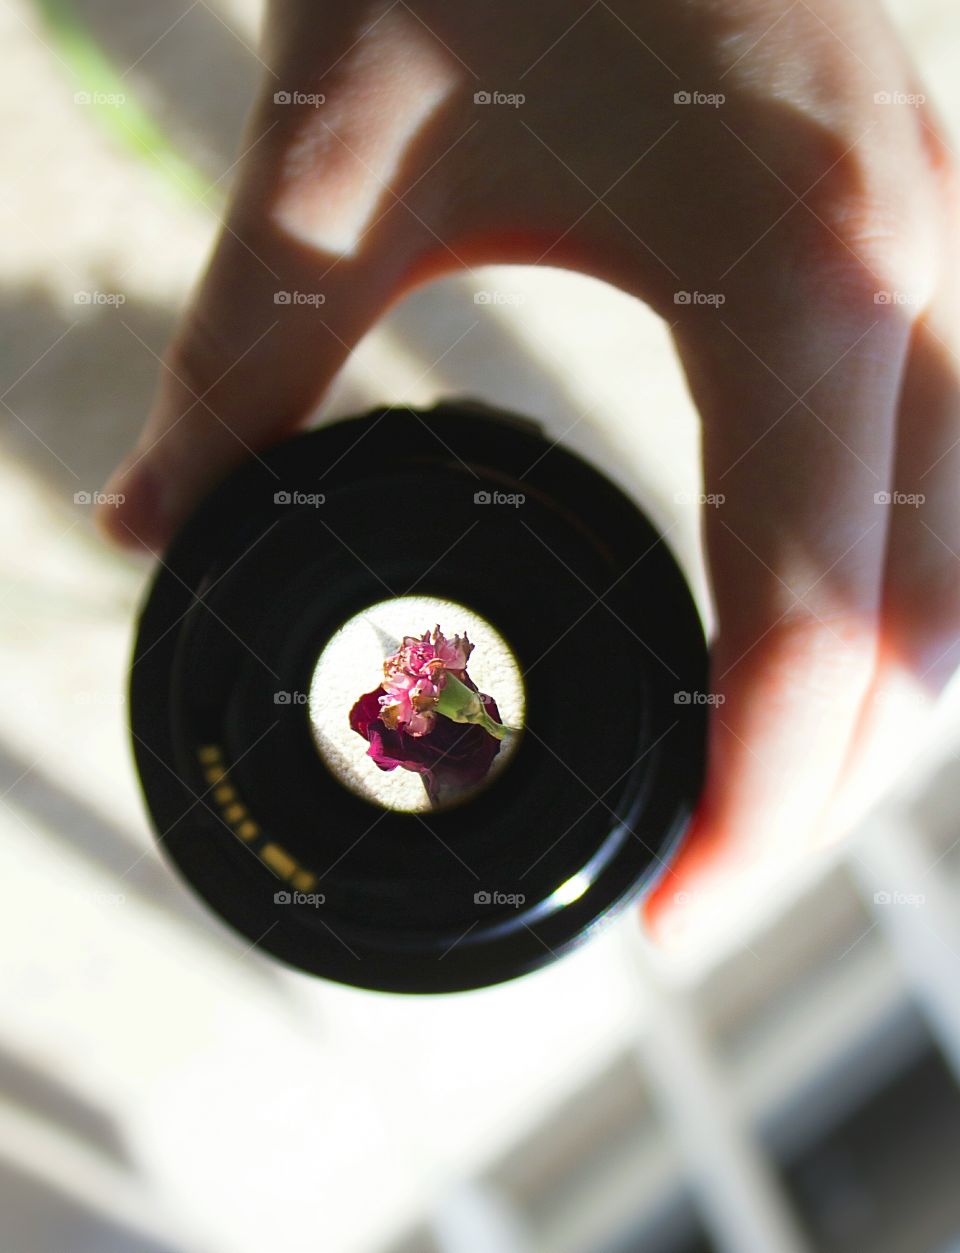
309;596;525;812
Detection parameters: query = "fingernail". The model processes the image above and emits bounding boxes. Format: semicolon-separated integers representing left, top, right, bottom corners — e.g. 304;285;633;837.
95;455;171;553
640;804;710;946
642;882;693;951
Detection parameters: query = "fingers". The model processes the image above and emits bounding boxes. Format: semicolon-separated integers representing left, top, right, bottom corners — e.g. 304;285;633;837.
643;257;916;947
97;6;463;553
98;155;395;552
826;225;960;838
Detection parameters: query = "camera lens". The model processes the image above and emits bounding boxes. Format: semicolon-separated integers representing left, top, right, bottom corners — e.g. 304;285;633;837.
130;400;707;993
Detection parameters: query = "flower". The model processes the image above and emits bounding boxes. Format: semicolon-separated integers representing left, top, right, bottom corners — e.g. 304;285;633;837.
349;625;514;807
378;626;474;737
350;680;503;806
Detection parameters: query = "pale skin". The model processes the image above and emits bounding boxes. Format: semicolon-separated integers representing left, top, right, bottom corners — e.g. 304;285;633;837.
98;1;960;946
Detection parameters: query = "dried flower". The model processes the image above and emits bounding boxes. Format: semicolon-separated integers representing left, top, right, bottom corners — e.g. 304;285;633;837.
378;626;473;737
349;625;515;806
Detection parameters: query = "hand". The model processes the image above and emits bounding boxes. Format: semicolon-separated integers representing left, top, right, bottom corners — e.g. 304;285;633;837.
98;0;960;946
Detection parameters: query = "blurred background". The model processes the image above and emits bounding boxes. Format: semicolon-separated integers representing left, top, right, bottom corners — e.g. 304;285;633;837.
3;0;960;1250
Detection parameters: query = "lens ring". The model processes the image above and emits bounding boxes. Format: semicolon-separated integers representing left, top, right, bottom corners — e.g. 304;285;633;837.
130;401;707;992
